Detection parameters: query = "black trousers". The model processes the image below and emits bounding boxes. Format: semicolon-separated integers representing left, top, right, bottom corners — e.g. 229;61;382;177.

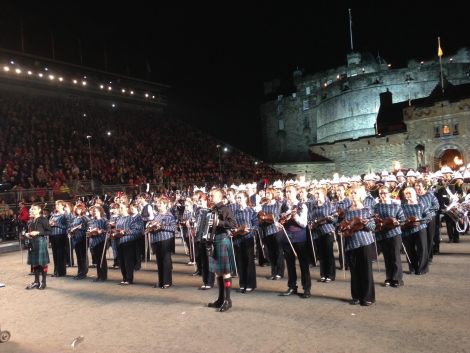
50;235;67;276
434;212;441;252
255;231;268;266
380;235;403;282
348;243;375;303
403;229;429;275
234;237;257;289
305;227;318;266
152;238;173;287
198;241;214;286
65;236;74;266
74;238;88;277
444;214;459;242
90;241;108;280
426;216;436;259
135;235;144;268
317;232;336;279
282;241;311;291
118;240;136;283
265;233;285;277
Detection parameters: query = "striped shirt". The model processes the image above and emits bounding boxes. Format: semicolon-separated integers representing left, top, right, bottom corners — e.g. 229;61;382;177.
87;218;108;248
260;201;282;236
49;212;68;236
373;203;405;241
115;215;144;244
149;212;177;243
69;215;88;246
227;202;238;216
310;201;337;238
401;203;430;237
343;208;376;251
363;194;377;209
418;192;439;217
335;198;352;213
233;205;258;242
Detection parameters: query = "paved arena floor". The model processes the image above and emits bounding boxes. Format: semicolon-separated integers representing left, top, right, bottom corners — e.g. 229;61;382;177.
1;229;470;353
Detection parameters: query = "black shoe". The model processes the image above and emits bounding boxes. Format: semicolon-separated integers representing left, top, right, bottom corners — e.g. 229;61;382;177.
350;299;360;305
208;299;223;308
238;288;246;293
279;288;297;296
218;299;232;312
318;277;326;282
390;280;404;288
360;300;374;306
266;275;275;280
325;277;333;283
384;280;391;287
38;282;46;290
26;282;39;290
92;278;102;282
300;291;311;299
191;271;201;276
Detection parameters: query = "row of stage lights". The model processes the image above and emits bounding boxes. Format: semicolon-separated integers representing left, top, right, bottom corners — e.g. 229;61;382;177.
2;60;156;100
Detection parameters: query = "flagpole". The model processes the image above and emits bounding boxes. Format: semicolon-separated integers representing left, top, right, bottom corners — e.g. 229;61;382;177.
438;37;444;94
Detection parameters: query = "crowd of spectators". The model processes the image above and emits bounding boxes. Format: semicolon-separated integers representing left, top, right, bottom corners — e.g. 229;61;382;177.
0;86;287;197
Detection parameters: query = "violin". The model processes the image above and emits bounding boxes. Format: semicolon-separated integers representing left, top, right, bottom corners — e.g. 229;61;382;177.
145;221;162;234
310;216;334;229
279;208;297;225
110;229;125;239
86;228;101;238
339;217;368;237
231;225;250;237
68;225;82;237
400;216;422;230
257;211;274;225
374;215;400;233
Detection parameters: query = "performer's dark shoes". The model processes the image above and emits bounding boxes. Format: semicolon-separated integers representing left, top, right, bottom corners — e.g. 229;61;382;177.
279;288;297;296
391;280;404;288
208;299;223;308
324;277;333;283
238;288;246;293
26;282;39;290
360;300;374;306
38;282;46;290
318;277;326;282
349;299;360;305
218;299;232;312
300;291;311;299
245;288;253;293
383;280;391;287
191;271;201;276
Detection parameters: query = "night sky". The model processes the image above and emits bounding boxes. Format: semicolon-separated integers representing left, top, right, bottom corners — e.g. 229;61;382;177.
1;2;468;158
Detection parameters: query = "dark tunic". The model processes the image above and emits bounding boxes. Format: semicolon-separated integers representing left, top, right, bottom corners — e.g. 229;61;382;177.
27;216;51;266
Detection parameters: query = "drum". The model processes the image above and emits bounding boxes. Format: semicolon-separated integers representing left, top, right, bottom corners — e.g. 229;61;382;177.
444;203;467;223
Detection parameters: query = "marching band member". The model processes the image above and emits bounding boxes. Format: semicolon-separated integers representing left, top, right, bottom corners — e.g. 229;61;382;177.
335;183;351;269
233;191;258;293
148;197;177;289
415;180;440;262
63;201;75;267
402;187;430;275
137;193;154;265
87;205;109;282
373;186;405;287
25;203;51;290
342;185;376;306
69;203;89;280
109;203;120;269
260;188;284;280
310;188;337;283
49;200;68;277
194;193;215;288
175;197;193;264
130;203;145;270
114;203;144;285
208;188;237;312
277;184;311;299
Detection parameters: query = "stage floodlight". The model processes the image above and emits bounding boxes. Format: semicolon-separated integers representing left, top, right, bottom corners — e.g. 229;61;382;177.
73;79;78;84
15;68;21;74
49;75;55;80
38;73;44;78
3;66;10;72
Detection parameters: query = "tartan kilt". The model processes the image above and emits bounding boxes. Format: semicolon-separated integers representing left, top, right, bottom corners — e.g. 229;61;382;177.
27;237;50;266
209;233;236;276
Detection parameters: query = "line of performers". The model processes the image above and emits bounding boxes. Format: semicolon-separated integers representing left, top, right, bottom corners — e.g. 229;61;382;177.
22;167;469;311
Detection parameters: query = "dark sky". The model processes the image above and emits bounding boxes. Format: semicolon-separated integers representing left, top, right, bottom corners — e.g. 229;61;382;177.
1;2;468;158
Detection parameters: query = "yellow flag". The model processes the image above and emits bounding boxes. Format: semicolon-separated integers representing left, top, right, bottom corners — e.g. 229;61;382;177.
438;37;443;57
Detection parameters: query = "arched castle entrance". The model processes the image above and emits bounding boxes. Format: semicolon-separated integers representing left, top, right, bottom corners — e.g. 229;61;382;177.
433;144;464;171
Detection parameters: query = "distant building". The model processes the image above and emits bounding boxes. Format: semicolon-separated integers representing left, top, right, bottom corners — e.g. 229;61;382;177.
261;49;470;177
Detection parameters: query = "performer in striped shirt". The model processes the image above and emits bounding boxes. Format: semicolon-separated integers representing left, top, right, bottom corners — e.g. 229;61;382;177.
415;181;440;262
130;203;145;271
373;186;405;288
402;187;430;276
49;200;68;277
310;188;337;283
343;185;376;306
148;197;177;289
69;203;89;280
233;191;258;293
115;203;144;285
87;205;109;282
260;188;284;280
335;184;351;270
278;184;311;299
109;203;120;269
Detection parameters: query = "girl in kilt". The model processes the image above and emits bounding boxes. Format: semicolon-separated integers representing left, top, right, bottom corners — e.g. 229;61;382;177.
26;203;51;290
208;188;237;312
